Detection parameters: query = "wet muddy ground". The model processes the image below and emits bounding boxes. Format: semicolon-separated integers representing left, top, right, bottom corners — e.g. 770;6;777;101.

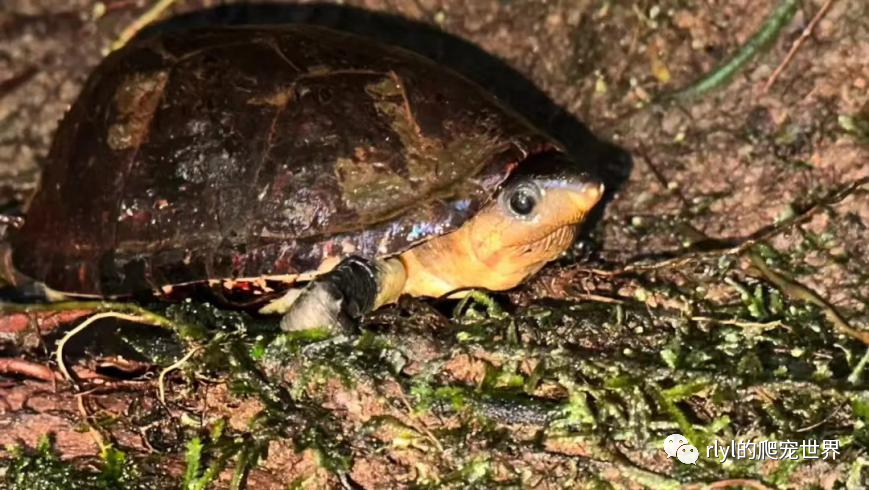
1;0;867;488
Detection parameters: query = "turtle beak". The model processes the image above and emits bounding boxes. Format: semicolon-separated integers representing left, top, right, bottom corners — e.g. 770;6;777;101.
546;172;605;213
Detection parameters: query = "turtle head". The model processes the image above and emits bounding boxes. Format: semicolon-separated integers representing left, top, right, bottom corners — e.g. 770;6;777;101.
464;152;604;285
399;152;604;298
497;154;603;235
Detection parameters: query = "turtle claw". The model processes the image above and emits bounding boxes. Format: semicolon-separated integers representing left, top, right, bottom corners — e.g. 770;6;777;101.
278;282;352;333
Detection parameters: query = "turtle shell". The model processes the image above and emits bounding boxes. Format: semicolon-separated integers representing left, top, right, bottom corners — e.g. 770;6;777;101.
11;25;559;296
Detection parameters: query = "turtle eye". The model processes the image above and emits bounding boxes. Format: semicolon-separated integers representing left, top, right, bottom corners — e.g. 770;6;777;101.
507;185;538;216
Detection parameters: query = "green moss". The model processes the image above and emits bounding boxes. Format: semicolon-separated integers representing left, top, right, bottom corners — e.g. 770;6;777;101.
2;437;141;490
8;190;864;489
181;437;205;490
839;105;869;144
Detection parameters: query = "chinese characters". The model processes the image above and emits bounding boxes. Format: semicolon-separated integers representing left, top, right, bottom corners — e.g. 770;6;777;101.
706;439;839;463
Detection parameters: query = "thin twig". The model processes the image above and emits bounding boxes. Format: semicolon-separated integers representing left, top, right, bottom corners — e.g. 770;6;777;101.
76;394;107;451
571;293;626;305
0;66;38;101
158;345;203;404
668;0;800;101
111;0;177;51
763;0;836;92
1;300;178;329
690;316;788;331
847;346;869;384
0;358;59;381
586;176;867;277
683;479;774;490
794;402;844;432
748;252;868;345
394;388;445;453
636;144;691;208
55;312;163;386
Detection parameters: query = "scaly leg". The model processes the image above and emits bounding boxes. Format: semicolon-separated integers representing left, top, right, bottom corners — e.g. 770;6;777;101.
261;256;407;332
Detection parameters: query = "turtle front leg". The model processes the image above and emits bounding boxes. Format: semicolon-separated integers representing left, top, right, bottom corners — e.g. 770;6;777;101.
262;256;407;332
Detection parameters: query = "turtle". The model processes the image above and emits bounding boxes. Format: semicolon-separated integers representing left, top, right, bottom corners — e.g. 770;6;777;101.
1;25;604;331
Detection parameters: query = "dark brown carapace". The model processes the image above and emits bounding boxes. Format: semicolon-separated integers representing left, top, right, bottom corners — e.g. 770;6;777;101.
9;26;600;299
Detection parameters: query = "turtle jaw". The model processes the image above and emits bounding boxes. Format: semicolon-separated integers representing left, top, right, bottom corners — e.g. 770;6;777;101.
539;177;605;230
559;176;605;213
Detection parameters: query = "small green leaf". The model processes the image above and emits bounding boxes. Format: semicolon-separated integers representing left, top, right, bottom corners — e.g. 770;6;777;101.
182;437;204;489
